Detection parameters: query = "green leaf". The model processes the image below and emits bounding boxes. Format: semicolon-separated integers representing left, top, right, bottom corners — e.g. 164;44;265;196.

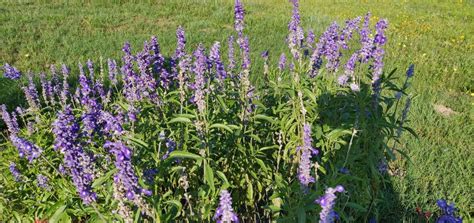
49;204;67;223
92;169;116;188
168;151;203;160
216;171;230;188
165;200;183;219
346;202;367;212
253;114;275;123
204;161;215;192
210;123;233;133
297;207;306;223
168;117;192;124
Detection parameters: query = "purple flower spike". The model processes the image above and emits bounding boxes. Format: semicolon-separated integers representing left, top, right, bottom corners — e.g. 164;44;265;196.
23;72;40;110
10;135;42;163
288;0;304;57
213;190;239;223
3;63;21;80
406;64;414;78
36;174;49;189
240;37;251;70
228;36;236;73
108;59;118;86
1;104;20;135
298;123;318;187
53;105;97;204
104;140;151;212
359;13;373;63
210;42;227;80
315;185;345;223
234;0;245;38
192;44;207;114
175;26;186;59
9;162;22;182
279;53;287;71
61;64;70;105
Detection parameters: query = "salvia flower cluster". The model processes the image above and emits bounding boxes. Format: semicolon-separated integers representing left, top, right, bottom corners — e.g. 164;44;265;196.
0;0;423;221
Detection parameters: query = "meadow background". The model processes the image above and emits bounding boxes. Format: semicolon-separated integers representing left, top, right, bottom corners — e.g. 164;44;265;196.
0;0;472;220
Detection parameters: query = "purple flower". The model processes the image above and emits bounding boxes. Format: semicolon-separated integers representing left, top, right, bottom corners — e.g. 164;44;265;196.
108;59;118;86
240;37;251;70
323;23;341;72
337;75;349;86
40;72;53;105
10;135;42;163
339;17;361;50
374;19;388;46
3;63;21;79
307;29;316;46
61;64;70;105
53;105;97;204
162;138;176;160
100;111;124;137
298;123;318;187
1;104;20;135
234;0;245;38
36;174;49;189
104;141;151;202
436;199;462;223
406;64;414;78
213;190;239;223
9;162;22;182
279;53;287;71
350;83;360;92
23;72;40;110
210;42;227;80
175;26;186;59
228;36;236;73
288;0;304;58
359;13;373;63
192;44;208;114
345;51;359;77
315;185;344;223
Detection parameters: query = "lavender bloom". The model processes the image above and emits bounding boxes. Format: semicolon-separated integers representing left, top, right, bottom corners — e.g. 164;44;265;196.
23;72;40;110
436;199;463;223
213;190;239;223
108;59;118;86
288;0;304;58
315;185;345;223
88;60;107;103
339;17;361;50
61;64;70;105
9;162;22;182
307;29;316;46
3;63;21;79
104;141;151;202
279;53;287;71
228;36;236;73
50;64;61;97
162;138;177;160
175;26;186;59
192;44;207;114
350;83;360;92
359;13;373;63
1;104;20;135
40;72;53;105
372;20;388;91
100;111;124;137
337;75;349;86
298;123;318;187
374;19;388;46
10;135;42;162
121;42;139;103
240;37;251;70
406;64;414;78
345;52;359;77
210;42;227;80
323;23;341;72
53;105;96;204
36;174;49;189
234;0;245;38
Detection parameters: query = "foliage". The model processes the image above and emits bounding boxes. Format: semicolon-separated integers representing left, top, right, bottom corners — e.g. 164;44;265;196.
0;0;439;222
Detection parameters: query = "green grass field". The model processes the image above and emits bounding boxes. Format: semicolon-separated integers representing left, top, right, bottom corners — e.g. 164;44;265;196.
1;0;472;220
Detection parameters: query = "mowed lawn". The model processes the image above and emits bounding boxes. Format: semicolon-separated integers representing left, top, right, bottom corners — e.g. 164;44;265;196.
0;0;472;220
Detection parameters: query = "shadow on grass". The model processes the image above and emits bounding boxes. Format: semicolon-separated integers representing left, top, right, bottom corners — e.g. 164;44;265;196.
316;84;411;222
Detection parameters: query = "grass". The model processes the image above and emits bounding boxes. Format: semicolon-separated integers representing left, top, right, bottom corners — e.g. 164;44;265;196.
0;0;472;220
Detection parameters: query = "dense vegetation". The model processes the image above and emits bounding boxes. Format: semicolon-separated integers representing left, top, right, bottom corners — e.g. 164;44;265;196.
0;0;471;222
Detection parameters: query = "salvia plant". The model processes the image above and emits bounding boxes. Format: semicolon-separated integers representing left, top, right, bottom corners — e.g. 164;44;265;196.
0;0;417;222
